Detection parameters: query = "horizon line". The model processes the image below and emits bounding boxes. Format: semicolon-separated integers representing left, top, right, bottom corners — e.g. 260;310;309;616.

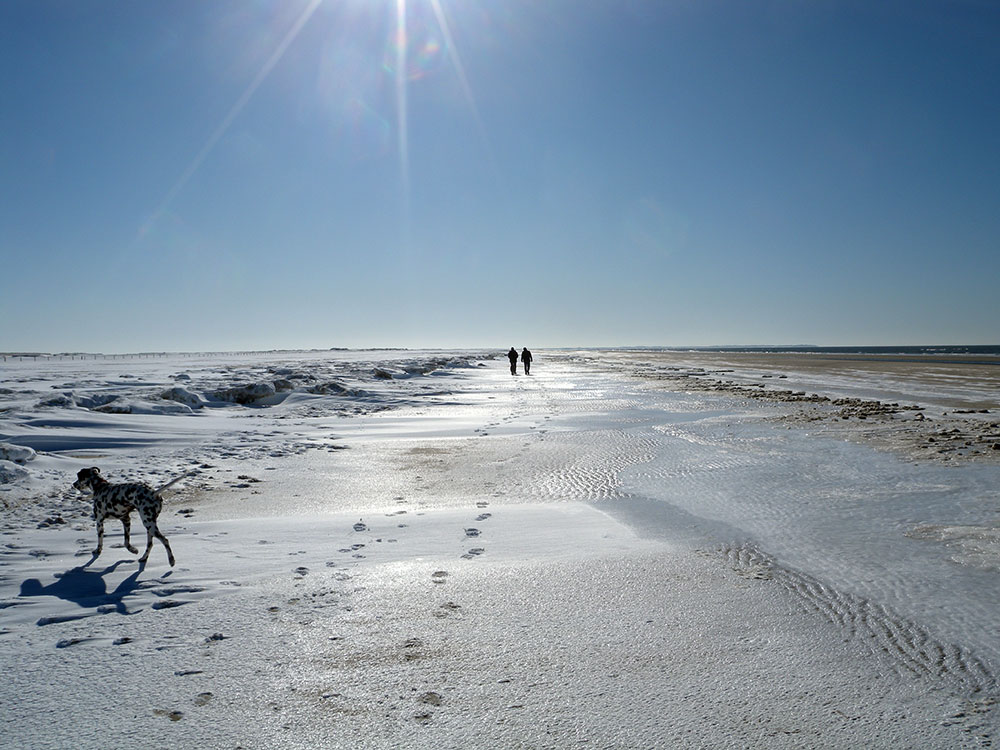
4;343;1000;359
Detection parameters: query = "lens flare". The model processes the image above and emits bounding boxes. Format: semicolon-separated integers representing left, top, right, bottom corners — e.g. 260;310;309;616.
140;0;323;238
382;3;446;81
394;0;411;245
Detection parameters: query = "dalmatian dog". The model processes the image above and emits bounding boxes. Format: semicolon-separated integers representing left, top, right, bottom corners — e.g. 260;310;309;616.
73;467;182;566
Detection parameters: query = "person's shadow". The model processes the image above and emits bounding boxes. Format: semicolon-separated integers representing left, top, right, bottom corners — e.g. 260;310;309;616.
19;559;148;619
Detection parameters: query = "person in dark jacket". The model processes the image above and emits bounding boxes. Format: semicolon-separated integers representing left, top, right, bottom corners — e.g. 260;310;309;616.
507;347;518;375
521;347;533;375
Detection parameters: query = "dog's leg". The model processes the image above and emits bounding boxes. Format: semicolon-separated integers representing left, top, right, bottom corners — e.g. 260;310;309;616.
94;517;105;557
139;522;175;566
121;515;139;555
139;524;154;565
157;529;176;567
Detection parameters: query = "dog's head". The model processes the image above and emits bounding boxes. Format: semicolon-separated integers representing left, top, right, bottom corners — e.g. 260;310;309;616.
73;467;103;492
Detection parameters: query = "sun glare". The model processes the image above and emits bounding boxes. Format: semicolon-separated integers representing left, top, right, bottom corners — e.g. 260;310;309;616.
395;0;411;240
141;0;323;239
140;0;494;243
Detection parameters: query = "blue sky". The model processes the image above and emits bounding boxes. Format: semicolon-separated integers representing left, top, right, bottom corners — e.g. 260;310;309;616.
2;0;998;352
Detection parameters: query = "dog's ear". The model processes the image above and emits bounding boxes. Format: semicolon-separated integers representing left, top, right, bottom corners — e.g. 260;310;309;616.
91;467;101;474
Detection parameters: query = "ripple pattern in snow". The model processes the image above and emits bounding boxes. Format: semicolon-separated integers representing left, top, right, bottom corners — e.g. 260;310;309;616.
720;542;996;696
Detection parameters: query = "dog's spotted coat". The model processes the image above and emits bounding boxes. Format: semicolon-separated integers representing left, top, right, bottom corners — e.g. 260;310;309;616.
73;467;175;566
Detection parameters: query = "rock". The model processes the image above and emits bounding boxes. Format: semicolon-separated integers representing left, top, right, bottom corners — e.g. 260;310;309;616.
94;402;132;414
308;381;350;395
37;394;74;408
75;394;120;409
0;459;29;484
0;443;36;464
210;382;276;404
160;387;204;408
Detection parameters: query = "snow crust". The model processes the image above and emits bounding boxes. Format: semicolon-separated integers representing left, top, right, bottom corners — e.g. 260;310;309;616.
1;349;998;748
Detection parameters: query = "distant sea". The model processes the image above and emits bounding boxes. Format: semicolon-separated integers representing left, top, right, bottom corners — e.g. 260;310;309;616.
613;344;1000;365
642;345;1000;356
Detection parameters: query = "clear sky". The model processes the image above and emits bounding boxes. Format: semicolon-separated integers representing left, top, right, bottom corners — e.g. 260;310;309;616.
2;0;998;353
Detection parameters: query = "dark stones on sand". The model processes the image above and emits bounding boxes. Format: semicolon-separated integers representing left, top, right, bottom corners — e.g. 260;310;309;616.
639;367;1000;465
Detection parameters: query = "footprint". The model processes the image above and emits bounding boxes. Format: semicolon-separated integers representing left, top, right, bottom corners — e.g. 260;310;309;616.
461;548;485;559
464;528;480;537
431;571;449;584
153;709;184;722
193;692;214;707
475;513;492;521
353;520;367;532
293;567;309;577
56;637;95;648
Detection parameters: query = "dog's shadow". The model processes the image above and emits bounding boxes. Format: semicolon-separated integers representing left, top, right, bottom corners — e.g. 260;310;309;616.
19;560;149;617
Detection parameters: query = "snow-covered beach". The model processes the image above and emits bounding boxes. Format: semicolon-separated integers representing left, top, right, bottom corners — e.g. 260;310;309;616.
1;349;998;748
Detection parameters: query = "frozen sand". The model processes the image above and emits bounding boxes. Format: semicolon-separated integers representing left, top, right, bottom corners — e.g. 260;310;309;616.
1;350;998;748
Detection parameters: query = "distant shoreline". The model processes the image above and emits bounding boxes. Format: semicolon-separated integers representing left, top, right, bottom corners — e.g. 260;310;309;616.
4;344;999;361
602;344;1000;357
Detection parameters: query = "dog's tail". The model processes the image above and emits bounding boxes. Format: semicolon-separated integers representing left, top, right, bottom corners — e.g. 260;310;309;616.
155;472;192;495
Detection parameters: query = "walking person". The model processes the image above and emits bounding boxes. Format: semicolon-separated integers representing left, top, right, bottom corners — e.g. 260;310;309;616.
521;347;533;375
507;347;518;375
